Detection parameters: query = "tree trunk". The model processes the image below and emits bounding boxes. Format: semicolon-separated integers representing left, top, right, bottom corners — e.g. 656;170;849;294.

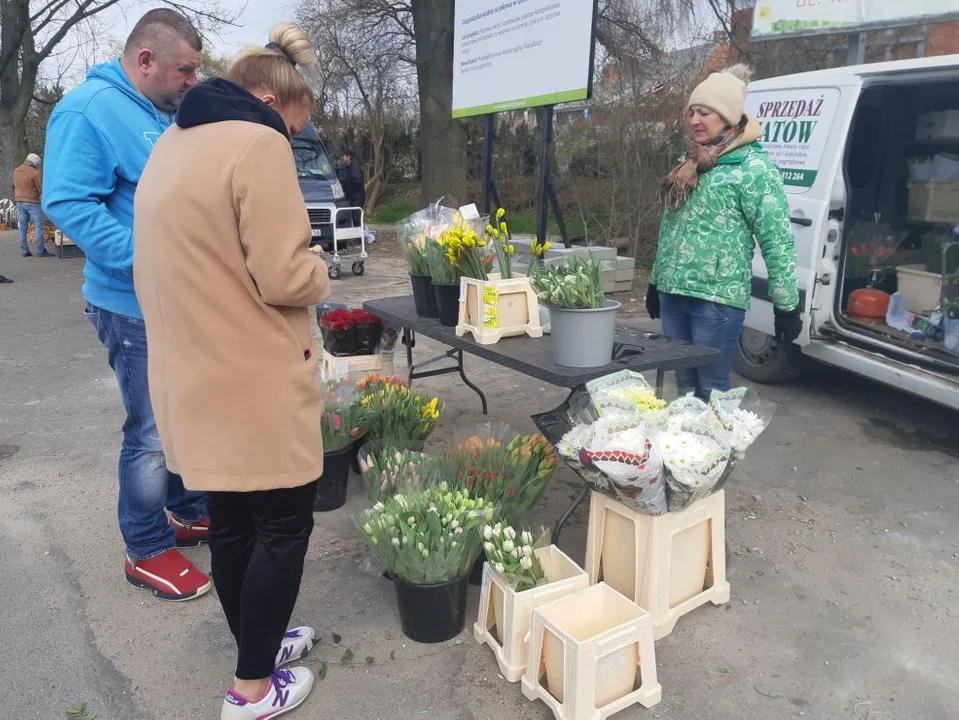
411;0;465;207
1;0;38;199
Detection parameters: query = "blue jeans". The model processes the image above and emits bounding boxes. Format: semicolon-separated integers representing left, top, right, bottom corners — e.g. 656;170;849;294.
658;293;746;401
17;202;46;254
85;304;207;559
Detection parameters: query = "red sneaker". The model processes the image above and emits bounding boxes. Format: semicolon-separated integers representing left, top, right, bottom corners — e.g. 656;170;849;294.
170;515;210;547
125;549;212;601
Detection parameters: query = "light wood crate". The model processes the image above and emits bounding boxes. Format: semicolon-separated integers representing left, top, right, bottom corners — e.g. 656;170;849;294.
584;490;729;640
473;545;589;682
456;274;542;345
520;582;661;719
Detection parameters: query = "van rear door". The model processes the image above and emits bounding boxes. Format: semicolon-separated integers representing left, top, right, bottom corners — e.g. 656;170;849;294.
743;77;863;342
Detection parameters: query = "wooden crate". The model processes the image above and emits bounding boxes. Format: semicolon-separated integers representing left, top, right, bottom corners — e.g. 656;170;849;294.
584;490;729;640
456;274;542;345
473;545;589;682
520;583;661;719
321;349;394;383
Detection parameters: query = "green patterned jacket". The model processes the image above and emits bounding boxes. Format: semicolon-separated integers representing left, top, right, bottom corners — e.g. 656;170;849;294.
650;141;799;312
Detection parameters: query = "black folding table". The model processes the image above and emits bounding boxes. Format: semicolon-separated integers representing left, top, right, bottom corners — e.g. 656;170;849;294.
363;295;721;540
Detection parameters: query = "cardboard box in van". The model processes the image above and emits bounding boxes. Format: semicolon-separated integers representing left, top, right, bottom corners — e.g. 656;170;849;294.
907;180;959;223
915;110;959;140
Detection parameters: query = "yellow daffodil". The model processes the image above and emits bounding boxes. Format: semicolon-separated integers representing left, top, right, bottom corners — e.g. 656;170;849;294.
544;242;552;252
508;244;514;256
497;207;506;220
499;221;508;236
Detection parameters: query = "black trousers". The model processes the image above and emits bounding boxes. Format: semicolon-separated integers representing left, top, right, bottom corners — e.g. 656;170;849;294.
208;481;317;679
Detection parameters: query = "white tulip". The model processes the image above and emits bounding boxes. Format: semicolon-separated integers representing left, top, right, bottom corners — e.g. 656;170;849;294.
494;562;505;573
483;526;493;540
521;531;533;545
391;537;400;546
484;541;494;552
504;526;516;541
522;545;533;558
520;556;533;570
503;540;515;554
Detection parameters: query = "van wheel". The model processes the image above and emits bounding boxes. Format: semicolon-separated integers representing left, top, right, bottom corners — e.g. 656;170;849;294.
733;327;803;384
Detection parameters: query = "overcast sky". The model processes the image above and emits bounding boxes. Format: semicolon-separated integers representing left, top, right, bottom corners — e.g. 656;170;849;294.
50;0;300;87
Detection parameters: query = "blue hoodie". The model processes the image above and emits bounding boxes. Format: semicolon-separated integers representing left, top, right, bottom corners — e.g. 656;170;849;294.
43;59;173;319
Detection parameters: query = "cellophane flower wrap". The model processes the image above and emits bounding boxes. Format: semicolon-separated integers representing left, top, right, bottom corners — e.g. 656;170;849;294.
443;421;558;525
482;524;550;592
354;483;495;584
656;389;774;511
396;201;457;276
318;308;385;357
318;374;367;453
318;307;357;356
530;254;605;309
440;212;494;281
357;373;443;450
357;439;439;504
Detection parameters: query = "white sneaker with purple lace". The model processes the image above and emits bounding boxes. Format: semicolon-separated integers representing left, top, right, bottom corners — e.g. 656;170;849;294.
221;667;314;719
275;626;315;668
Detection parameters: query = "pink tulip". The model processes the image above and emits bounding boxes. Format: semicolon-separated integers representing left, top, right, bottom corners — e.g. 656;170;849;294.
333;414;342;430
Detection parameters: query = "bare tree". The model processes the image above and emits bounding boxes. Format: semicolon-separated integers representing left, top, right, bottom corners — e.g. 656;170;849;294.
0;0;238;190
300;0;416;209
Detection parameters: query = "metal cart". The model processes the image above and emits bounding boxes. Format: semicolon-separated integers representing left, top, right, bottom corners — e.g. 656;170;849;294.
322;206;367;280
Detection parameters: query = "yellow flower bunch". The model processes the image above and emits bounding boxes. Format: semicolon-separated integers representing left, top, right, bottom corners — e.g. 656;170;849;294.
486;207;516;279
439;214;489;280
530;235;552;260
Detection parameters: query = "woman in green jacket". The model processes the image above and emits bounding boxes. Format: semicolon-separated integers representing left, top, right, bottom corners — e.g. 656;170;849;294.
646;63;801;400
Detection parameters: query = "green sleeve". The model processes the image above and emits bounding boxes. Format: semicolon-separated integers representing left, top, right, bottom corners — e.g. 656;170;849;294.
739;155;799;311
648;213;669;286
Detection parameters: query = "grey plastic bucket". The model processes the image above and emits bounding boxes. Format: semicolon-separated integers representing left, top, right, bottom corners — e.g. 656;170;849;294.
548;300;621;368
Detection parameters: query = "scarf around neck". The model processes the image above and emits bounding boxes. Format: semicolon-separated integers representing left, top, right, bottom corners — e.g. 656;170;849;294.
661;115;762;209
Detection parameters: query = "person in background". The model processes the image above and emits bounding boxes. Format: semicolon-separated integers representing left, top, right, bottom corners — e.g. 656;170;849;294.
133;22;330;720
13;153;52;257
339;149;366;209
646;63;801;399
42;9;211;601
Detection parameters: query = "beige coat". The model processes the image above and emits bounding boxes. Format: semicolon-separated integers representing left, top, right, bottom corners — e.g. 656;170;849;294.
133;121;331;492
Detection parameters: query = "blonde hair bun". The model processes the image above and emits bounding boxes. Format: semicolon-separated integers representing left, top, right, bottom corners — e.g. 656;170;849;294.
268;22;315;69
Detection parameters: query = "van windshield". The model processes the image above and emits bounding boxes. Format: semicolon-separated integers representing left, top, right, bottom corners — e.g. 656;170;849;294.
293;139;334;179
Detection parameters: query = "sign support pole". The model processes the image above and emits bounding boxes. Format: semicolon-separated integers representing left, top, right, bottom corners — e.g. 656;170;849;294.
846;31;866;65
535;105;570;248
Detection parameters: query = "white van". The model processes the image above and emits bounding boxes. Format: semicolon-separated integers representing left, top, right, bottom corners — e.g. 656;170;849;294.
735;55;959;410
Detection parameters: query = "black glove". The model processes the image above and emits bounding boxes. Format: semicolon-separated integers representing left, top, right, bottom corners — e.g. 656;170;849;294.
774;306;802;344
645;284;661;319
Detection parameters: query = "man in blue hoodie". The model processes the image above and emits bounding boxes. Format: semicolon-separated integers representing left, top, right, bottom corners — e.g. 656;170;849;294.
43;9;211;601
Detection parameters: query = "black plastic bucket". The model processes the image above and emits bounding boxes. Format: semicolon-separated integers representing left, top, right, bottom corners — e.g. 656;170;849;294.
468;551;486;585
313;445;353;512
410;274;439;318
432;282;460;327
393;575;469;643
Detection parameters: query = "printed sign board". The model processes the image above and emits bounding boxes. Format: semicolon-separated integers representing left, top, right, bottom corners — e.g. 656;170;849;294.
745;88;841;193
452;0;598;118
752;0;959;39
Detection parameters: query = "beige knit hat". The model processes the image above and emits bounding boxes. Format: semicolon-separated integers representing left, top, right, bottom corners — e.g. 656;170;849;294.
687;64;753;126
25;153;41;166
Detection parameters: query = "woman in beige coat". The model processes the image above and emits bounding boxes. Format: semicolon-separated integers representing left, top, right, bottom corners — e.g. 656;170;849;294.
133;23;329;720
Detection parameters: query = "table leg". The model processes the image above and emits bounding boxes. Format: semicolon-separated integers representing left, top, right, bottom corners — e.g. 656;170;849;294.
456;350;488;415
552;486;589;545
655;368;665;398
403;328;415;386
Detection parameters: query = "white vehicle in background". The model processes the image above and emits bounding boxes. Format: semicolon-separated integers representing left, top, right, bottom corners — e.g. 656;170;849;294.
735;55;959;410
